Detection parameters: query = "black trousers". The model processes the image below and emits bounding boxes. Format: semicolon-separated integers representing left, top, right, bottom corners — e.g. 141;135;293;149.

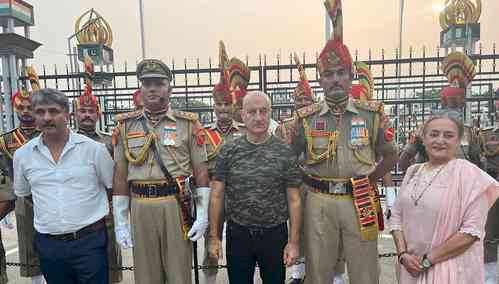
34;227;108;284
226;220;287;284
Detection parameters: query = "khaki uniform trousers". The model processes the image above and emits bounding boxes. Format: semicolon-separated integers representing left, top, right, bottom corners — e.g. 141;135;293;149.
131;196;192;284
15;197;41;277
298;188;346;275
304;191;378;284
484;199;499;263
105;214;123;283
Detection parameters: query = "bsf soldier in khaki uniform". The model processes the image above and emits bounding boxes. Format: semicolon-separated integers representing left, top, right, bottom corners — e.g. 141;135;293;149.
202;41;246;284
289;2;397;283
112;59;211;284
479;108;499;284
276;53;346;284
0;67;44;284
74;58;123;283
399;52;481;170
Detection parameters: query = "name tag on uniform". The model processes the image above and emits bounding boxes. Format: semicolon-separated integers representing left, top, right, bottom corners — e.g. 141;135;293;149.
351;117;369;146
163;123;177;146
127;132;146;148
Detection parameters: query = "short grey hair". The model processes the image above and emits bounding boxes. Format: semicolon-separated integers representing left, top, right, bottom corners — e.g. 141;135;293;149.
422;110;465;139
242;91;271;109
32;88;70;112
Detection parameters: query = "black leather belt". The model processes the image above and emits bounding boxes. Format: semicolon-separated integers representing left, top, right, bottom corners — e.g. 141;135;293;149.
42;218;106;241
302;174;353;195
131;182;179;198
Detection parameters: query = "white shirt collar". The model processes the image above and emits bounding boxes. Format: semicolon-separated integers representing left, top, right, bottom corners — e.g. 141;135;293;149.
32;129;86;151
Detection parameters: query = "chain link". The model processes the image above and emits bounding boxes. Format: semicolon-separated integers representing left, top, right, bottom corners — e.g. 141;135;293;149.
5;252;397;271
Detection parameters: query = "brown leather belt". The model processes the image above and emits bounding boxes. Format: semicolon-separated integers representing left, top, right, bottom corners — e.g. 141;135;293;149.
303;174;353;195
42;218;106;241
131;181;179;198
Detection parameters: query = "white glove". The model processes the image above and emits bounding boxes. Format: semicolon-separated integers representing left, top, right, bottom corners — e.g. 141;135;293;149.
187;187;211;241
112;195;133;249
0;212;14;230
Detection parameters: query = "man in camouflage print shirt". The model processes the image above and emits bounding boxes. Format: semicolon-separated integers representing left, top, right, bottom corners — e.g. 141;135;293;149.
208;91;302;284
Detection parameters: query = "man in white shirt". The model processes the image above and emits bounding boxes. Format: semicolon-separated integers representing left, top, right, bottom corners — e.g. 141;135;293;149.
13;88;114;283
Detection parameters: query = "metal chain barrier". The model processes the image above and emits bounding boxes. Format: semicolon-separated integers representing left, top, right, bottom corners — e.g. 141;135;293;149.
5;252;398;271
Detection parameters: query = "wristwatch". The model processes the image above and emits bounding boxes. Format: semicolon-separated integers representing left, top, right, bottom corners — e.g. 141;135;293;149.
421;254;433;270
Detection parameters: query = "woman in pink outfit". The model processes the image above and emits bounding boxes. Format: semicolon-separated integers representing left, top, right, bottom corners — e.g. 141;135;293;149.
390;111;499;284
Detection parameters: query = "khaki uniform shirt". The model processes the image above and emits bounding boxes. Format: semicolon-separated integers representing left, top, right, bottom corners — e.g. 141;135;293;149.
0;127;39;201
203;120;245;175
479;126;499;178
291;100;396;179
77;129;113;155
114;110;207;181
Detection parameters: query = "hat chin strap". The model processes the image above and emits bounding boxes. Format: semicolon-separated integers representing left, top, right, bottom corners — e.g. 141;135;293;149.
325;95;348;117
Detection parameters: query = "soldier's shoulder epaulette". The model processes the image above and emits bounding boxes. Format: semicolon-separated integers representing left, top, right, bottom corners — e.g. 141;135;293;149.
0;128;20;138
480;126;495;133
114;110;143;122
98;131;112;137
203;122;216;129
296;103;321;119
354;99;384;113
172;110;199;121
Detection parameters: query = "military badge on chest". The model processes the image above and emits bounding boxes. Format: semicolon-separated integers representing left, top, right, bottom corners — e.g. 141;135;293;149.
127;132;146;148
163;123;177;146
315;119;326;131
351;117;369;147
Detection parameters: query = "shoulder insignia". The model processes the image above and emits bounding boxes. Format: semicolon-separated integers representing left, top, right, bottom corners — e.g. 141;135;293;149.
281;117;295;124
172;110;199;121
354;100;384;113
98;131;112;137
114;110;143;122
203;122;216;129
480;126;494;132
296;103;321;119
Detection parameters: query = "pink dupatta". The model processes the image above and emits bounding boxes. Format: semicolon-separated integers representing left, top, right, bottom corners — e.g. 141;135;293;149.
418;159;499;284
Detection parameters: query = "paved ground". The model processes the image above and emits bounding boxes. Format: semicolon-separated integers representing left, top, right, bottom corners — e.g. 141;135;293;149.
1;207;497;283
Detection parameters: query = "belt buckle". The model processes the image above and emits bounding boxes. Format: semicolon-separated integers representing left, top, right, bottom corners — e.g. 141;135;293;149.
147;185;158;198
329;182;345;194
60;232;77;241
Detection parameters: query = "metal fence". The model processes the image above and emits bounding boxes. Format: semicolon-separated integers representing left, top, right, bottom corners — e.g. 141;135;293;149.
14;44;499;139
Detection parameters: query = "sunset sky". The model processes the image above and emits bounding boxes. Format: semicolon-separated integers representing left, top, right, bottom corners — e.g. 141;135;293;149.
23;0;499;69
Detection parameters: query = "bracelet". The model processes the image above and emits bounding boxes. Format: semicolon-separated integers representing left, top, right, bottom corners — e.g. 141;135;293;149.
397;251;408;263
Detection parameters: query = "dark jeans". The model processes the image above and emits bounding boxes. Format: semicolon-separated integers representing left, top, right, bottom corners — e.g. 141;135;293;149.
34;227;109;284
226;220;287;284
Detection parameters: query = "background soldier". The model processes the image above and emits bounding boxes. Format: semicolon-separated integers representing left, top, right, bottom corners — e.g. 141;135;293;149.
0;67;44;284
74;56;123;283
399;51;481;170
290;1;397;283
479;105;499;284
202;41;246;284
276;53;346;284
112;59;211;284
132;89;144;111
